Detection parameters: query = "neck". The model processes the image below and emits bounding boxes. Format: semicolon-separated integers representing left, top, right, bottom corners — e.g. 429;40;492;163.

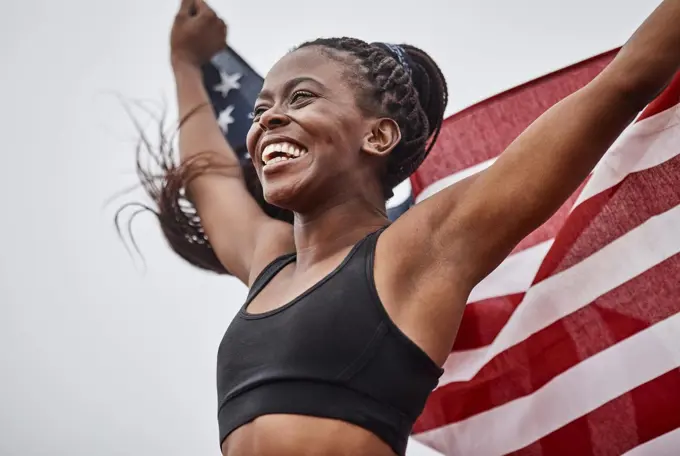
292;194;389;271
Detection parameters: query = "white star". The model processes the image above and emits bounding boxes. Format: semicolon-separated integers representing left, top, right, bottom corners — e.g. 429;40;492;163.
213;71;242;98
217;105;235;134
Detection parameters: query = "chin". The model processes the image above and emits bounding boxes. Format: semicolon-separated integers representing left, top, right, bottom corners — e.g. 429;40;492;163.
259;160;325;212
261;177;308;211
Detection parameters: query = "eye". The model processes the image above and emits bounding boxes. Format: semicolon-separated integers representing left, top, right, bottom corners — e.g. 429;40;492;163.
291;90;315;104
249;106;267;121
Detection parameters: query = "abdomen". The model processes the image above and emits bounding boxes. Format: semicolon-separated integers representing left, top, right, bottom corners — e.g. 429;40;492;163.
222;414;397;456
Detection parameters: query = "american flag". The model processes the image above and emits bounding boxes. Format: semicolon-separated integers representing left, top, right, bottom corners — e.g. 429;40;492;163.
203;48;416;222
202;48;260;165
410;49;680;455
203;47;680;455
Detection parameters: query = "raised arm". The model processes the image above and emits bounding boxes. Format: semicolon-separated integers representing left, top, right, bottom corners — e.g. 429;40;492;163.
169;0;293;284
398;0;680;289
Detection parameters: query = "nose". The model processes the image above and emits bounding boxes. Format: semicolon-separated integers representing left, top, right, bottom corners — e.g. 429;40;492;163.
259;106;290;131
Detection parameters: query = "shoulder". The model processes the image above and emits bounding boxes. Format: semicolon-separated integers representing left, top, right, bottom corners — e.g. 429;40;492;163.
245;220;295;287
371;180;479;364
376;173;481;290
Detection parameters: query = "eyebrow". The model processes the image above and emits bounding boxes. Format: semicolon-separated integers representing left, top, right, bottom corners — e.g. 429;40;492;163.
257;76;326;101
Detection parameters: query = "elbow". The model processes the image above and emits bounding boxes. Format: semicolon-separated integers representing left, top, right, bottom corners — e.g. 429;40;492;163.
620;74;670;112
602;51;677;112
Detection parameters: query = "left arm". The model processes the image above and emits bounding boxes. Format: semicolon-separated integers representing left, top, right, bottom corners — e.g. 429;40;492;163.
394;0;680;287
376;0;680;362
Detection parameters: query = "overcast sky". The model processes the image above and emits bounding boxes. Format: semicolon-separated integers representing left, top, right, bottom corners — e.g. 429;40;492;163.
0;1;660;455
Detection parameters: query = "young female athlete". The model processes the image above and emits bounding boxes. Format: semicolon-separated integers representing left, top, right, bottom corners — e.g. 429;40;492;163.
135;0;680;454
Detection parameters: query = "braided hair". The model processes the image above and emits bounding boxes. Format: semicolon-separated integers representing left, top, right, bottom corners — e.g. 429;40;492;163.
297;38;447;197
119;38;447;275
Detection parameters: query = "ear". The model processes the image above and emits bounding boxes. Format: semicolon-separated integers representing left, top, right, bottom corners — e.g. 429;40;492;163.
362;118;401;158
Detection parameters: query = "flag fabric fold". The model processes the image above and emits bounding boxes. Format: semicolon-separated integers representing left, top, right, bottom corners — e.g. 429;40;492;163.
410;50;680;456
202;46;680;455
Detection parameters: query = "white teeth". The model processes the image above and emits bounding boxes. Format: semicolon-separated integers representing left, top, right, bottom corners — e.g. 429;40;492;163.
262;141;308;165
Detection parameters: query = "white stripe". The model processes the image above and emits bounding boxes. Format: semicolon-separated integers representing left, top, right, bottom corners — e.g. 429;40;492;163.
623;428;680;456
415;158;496;203
406;437;444;456
417;311;680;456
387;179;413;209
576;103;680;207
437;203;680;385
468;240;553;303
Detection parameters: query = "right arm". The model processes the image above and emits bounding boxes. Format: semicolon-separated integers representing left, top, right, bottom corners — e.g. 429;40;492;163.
170;0;293;284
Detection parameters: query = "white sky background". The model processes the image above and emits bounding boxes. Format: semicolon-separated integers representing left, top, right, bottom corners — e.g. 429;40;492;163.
0;1;661;455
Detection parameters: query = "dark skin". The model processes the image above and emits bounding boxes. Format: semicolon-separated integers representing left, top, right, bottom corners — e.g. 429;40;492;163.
170;0;680;454
243;48;400;317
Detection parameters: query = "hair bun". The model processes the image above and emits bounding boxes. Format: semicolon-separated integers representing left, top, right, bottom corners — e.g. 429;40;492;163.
401;44;448;143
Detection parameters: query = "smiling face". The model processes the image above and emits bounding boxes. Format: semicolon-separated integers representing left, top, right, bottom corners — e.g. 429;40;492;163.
246;46;389;212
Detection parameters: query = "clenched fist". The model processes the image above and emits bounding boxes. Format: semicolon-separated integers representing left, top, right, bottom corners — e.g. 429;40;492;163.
170;0;227;67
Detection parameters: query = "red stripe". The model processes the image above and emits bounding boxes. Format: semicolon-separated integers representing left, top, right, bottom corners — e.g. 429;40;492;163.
519;414;596;456
533;152;680;284
509;369;680;456
411;50;617;196
413;253;680;434
452;293;524;351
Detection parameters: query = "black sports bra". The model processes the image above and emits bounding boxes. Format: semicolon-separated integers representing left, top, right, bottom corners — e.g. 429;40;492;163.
216;227;443;455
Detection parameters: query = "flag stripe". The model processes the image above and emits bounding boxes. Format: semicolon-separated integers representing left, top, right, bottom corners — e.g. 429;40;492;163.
452;293;525;351
510;369;680;456
468;240;553;303
533;151;680;284
414;158;496;203
574;89;680;208
438;202;680;385
415;310;680;455
415;252;680;433
624;427;680;456
454;241;551;352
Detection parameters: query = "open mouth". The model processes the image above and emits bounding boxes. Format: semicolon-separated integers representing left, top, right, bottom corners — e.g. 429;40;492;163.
262;142;309;168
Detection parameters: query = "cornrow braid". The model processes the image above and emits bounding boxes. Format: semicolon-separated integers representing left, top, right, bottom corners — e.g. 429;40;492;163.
297;37;448;197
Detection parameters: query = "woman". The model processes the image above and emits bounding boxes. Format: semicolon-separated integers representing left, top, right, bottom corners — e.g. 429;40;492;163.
136;0;680;454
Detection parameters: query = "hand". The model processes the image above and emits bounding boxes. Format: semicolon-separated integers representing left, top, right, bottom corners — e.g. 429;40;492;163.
170;0;227;67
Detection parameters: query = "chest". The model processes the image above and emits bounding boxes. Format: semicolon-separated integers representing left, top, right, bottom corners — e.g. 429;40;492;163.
218;269;383;383
245;246;360;315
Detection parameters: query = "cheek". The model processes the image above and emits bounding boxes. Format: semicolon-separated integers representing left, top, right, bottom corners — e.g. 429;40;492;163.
304;107;364;158
245;124;261;159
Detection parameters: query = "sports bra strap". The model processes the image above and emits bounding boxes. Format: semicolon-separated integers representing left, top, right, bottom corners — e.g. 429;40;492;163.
246;253;297;302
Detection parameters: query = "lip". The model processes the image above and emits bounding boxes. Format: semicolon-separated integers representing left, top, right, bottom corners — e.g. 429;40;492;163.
258;135;308;164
